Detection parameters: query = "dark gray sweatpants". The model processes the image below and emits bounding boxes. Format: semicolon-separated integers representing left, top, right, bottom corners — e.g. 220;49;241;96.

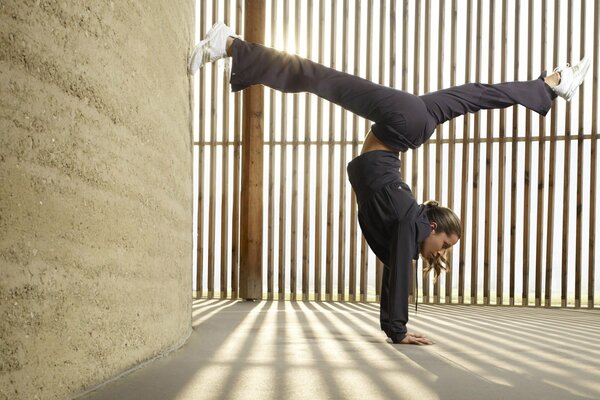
229;38;558;152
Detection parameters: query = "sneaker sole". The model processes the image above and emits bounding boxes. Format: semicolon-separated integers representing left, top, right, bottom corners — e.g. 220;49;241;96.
189;22;226;73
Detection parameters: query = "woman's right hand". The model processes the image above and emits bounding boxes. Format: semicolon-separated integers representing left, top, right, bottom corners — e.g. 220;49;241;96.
399;332;434;345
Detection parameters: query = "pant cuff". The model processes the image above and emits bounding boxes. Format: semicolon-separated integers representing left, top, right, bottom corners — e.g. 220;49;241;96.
229;38;250;92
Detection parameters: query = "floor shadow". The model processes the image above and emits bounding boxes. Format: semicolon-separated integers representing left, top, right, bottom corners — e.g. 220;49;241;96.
81;299;261;400
80;299;600;400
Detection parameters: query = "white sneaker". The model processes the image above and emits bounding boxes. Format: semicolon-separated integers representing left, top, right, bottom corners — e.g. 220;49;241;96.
551;56;591;101
189;22;240;74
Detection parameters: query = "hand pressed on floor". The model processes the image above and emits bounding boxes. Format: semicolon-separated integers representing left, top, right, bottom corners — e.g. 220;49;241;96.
399;332;434;345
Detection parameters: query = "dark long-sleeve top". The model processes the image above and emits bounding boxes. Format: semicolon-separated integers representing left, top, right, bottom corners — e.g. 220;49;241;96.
347;150;432;341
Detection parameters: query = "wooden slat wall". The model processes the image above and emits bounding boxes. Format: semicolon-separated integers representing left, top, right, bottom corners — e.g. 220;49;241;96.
194;0;600;309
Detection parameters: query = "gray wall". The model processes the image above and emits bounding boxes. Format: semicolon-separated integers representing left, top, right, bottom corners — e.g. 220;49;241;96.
0;1;194;399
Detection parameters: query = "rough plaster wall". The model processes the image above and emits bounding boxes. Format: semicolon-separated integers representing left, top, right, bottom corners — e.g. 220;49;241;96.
0;1;194;399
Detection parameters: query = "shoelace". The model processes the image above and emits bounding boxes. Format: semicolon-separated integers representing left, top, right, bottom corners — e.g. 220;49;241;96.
553;63;570;74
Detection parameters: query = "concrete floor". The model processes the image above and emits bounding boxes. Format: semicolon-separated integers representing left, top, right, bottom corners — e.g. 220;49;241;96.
82;299;600;400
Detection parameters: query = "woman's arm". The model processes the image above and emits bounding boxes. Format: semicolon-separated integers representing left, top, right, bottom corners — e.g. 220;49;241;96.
384;219;433;345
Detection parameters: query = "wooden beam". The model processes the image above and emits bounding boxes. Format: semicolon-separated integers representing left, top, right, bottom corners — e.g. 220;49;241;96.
239;0;265;300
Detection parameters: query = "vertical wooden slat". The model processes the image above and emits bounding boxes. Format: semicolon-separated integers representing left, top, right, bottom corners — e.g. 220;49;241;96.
458;0;472;305
561;0;573;308
384;0;395;303
545;0;560;308
239;0;265;300
349;0;361;302
509;0;521;307
575;0;586;309
535;0;548;308
412;0;421;198
314;0;325;302
338;0;350;302
278;0;289;301
521;0;534;307
402;0;411;302
446;0;457;304
267;0;277;301
325;0;337;302
433;0;445;304
589;0;599;309
422;0;431;304
290;0;300;302
221;1;232;299
470;0;482;305
483;0;495;306
302;0;313;302
411;0;421;305
575;1;594;307
389;0;396;136
360;237;368;302
361;0;373;303
208;2;218;299
195;0;207;299
496;0;507;305
231;0;243;300
401;0;408;193
375;0;387;303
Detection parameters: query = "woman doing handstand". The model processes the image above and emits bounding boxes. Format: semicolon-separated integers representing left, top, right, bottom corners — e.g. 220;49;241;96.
190;22;591;346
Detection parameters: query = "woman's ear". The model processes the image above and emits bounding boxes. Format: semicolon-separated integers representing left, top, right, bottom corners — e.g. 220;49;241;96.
430;222;437;232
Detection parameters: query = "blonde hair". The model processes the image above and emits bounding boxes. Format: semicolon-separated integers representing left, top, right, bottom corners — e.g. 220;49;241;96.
422;200;462;283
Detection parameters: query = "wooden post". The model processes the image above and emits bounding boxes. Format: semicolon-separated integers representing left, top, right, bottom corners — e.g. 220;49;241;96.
239;0;265;300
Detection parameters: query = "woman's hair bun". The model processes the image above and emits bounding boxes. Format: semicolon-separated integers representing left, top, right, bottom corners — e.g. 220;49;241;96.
424;199;440;207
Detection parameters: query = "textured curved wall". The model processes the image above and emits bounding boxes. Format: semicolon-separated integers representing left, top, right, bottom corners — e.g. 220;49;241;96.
0;2;193;399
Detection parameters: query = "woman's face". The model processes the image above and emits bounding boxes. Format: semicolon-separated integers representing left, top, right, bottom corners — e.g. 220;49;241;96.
420;223;460;263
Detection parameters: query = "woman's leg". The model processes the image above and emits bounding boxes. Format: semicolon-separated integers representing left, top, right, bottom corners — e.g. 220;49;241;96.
227;37;580;154
418;74;558;129
228;38;429;152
